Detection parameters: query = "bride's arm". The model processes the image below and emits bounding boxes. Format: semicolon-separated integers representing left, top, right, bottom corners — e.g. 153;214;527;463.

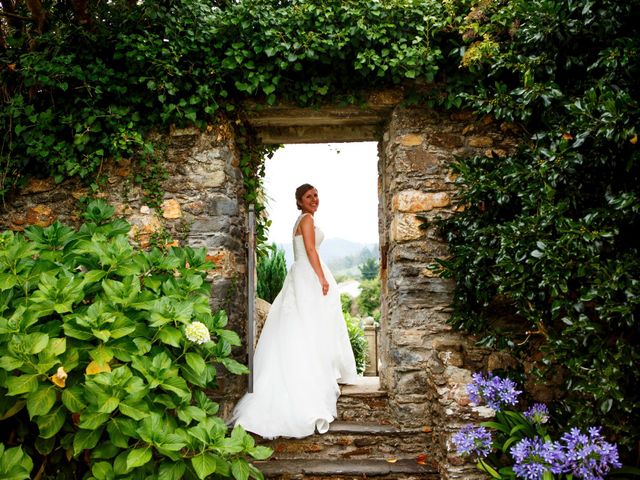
299;215;329;296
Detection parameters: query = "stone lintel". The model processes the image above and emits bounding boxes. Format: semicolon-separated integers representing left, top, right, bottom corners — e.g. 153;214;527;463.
244;102;396;143
244;103;394;127
255;124;382;144
248;110;387;127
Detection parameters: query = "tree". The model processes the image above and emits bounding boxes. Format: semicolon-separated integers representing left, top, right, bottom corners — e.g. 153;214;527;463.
358;258;379;280
256;244;287;303
357;278;380;322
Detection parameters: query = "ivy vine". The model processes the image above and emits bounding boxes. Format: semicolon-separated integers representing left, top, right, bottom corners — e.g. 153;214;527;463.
234;119;280;258
433;0;640;457
0;0;460;197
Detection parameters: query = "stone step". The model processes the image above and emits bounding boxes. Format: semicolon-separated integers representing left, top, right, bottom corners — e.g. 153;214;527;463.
337;377;391;424
254;458;440;479
259;421;433;461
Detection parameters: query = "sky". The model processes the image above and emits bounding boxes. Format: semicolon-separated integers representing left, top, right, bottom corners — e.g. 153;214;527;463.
263;142;379;245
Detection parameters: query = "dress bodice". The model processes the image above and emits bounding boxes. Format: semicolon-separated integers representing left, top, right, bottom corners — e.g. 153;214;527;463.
292;214;324;262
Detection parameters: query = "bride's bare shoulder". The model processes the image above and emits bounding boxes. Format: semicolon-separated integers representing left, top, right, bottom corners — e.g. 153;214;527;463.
294;213;315;236
293;213;313;236
299;213;314;224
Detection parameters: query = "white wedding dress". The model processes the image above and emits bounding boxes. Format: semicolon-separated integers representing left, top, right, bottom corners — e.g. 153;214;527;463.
232;213;358;438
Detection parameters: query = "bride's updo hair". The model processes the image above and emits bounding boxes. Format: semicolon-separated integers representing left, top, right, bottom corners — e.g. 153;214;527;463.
295;183;315;210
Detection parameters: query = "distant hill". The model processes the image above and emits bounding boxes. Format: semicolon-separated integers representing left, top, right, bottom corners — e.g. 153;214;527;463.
277;238;378;270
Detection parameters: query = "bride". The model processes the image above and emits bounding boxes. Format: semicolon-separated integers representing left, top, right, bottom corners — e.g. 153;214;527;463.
232;183;358;438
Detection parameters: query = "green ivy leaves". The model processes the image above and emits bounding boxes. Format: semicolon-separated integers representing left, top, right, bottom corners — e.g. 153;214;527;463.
439;0;640;456
0;0;460;198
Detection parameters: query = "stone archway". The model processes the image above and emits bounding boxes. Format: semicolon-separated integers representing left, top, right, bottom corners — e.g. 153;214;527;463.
243;100;392;391
244;100;515;479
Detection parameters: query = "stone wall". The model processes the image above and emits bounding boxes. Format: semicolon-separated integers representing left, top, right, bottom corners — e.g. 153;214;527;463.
1;103;525;479
0;118;249;416
379;106;518;479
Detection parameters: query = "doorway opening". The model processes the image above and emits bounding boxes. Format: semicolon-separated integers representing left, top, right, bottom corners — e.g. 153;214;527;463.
243;101;396;396
256;141;383;388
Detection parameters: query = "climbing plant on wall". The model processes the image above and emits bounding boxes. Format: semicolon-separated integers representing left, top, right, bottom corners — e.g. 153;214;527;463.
435;0;640;457
0;0;462;197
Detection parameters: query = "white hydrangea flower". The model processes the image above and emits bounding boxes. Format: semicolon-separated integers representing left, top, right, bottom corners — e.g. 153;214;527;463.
184;321;210;344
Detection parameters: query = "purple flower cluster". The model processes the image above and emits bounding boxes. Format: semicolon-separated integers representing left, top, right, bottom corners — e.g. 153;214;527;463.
523;403;550;424
459;374;623;480
510;437;565;480
561;427;622;480
467;372;522;410
508;427;622;480
452;424;492;458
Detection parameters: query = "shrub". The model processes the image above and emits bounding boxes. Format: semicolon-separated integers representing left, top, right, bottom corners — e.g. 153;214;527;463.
0;200;270;479
340;293;353;315
452;373;640;480
344;313;368;376
256;244;287;304
437;0;640;455
0;445;33;480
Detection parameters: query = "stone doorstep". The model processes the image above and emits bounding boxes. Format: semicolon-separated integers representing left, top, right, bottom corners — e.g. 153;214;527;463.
256;421;430;442
340;377;386;397
255;459;439;478
286;476;438;480
328;421;396;434
336;394;391;423
335;407;391;424
257;421;433;461
336;377;392;424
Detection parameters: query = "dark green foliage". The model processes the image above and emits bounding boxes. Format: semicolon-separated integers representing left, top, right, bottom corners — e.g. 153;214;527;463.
358;258;380;281
256;244;287;304
436;0;640;455
2;0;639;460
343;313;368;376
0;200;270;478
0;0;458;197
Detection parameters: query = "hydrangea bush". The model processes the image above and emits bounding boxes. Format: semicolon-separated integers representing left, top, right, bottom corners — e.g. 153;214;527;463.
0;201;269;479
452;373;637;480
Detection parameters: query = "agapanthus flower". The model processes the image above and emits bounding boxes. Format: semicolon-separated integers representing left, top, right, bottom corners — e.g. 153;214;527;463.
452;424;492;458
560;427;621;480
524;403;549;424
467;372;521;410
510;437;565;480
185;321;211;344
